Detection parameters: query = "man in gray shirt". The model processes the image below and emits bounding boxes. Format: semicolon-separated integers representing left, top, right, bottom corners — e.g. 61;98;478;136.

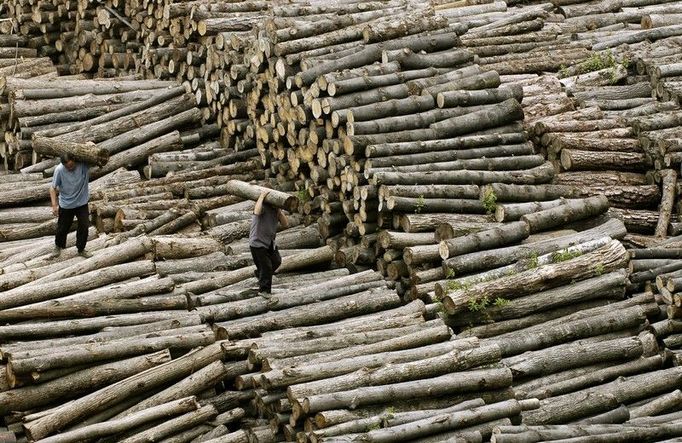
49;154;92;258
250;188;288;296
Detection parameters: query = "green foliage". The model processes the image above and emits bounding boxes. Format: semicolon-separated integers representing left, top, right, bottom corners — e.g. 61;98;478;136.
447;280;471;293
551;248;582;263
581;51;617;74
296;189;310;203
527;252;539;269
558;64;569;78
482;188;497;214
368;423;382;431
594;263;605;276
384;407;396;414
445;267;456;278
467;296;490;312
494;297;509;307
414;194;425;214
569;50;630;84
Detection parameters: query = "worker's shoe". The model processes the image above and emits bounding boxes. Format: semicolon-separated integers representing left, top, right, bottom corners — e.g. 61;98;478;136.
48;246;62;259
78;249;93;258
259;291;272;299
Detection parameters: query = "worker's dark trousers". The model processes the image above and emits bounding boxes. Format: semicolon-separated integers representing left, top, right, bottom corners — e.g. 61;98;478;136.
55;204;89;252
250;245;282;293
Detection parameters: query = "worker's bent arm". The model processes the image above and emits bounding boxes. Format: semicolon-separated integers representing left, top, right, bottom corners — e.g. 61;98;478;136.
253;190;268;215
277;209;288;229
49;187;59;216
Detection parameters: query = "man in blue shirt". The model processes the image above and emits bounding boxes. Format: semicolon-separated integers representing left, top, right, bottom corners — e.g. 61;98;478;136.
49;154;92;258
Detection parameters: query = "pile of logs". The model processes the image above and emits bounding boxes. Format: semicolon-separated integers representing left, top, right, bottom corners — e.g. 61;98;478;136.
5;0;682;440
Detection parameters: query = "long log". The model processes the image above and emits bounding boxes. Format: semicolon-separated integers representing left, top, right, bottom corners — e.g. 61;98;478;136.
32;136;109;167
300;368;513;414
22;342;225;440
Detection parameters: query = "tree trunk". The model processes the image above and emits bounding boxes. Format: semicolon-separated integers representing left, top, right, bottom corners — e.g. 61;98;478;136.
22;343;225;440
485;302;655;357
520;355;665;401
439;221;530;260
117;404;217;443
260;340;473;390
365;132;525;158
218;287;402;339
32;136;109;167
443;218;626;276
444;239;628;314
8;328;216;375
520;195;610;233
370;163;555;186
223;179;297;212
400;213;494;233
656;169;677;237
0;261;156;310
560;149;651;171
523;367;682;424
36;397;201;443
446;270;627;329
300;368;513;414
504;336;643;380
344;399;535;442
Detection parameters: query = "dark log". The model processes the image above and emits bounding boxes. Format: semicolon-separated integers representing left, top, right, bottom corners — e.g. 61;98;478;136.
560;149;652;171
486;301;655;357
504;336;643;379
523;367;682;425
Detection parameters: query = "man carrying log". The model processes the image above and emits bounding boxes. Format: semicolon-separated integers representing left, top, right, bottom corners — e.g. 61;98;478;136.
49;154;92;258
250;188;288;297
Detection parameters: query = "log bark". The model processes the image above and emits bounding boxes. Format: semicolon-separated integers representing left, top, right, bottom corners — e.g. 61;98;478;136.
443;239;628;314
503;336;643;379
560;149;651;171
23;343;225;440
0;261;156;310
290;344;501;399
656;169;677;237
445;270;627;329
301;368;513;414
520;355;665;401
523;367;682;424
223;179;297;212
260;340;473;390
32;136;109;167
442;218;626;275
118;404;217;443
345;399;536;442
439;221;530;260
0;351;170;414
34;397;200;443
484;301;655;357
8;328;216;375
520;195;610;233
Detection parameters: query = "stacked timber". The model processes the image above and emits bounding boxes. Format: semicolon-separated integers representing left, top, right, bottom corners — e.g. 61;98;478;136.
1;78;210;176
